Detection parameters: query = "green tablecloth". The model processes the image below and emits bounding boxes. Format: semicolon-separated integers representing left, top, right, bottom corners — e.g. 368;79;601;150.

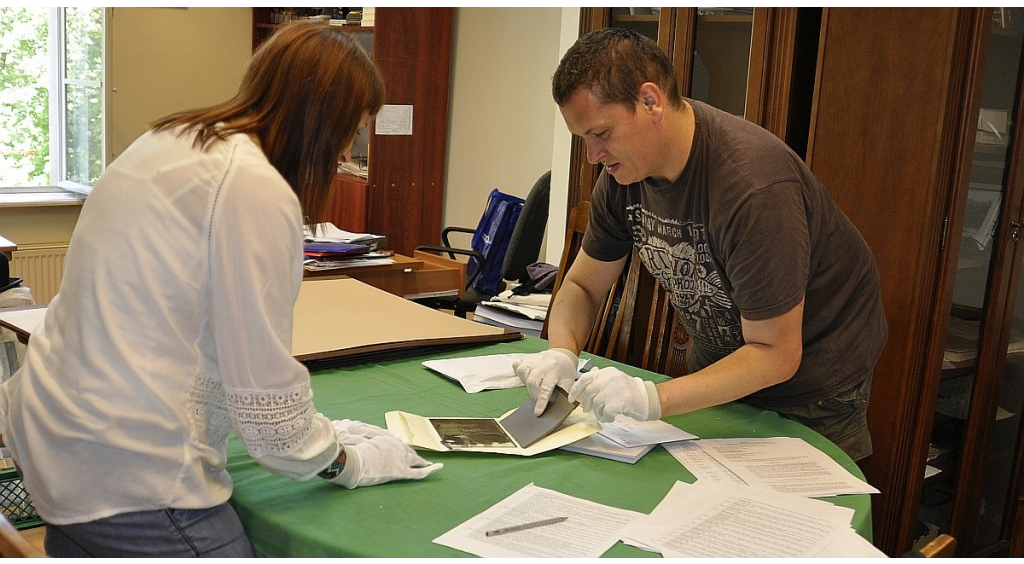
226;337;873;557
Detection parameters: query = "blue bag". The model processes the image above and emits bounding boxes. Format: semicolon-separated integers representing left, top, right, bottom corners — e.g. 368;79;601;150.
468;189;525;295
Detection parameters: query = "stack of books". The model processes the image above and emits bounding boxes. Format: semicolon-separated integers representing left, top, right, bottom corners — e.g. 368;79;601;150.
302;222;393;272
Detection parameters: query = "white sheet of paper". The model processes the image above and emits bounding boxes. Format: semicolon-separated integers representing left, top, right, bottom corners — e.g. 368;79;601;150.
664;437;879;497
813;527;889;558
433;482;644;558
661;440;747;485
422;354;592;393
620;481;855;558
599;417;697;447
375;104;413;135
303;222;380;243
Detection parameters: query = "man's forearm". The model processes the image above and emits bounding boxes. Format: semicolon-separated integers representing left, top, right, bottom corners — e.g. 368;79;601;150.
545;280;602;355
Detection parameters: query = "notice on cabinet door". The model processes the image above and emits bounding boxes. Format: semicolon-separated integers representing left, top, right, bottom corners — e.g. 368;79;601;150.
376;104;413;135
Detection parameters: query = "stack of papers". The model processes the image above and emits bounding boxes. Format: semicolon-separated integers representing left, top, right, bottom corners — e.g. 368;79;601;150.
561;418;697;464
472;291;551;337
303;221;386;250
433;481;883;558
302;253;395;272
662;437;880;497
620;481;884;557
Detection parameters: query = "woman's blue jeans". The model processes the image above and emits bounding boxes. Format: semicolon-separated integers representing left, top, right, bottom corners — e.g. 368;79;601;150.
42;502;254;557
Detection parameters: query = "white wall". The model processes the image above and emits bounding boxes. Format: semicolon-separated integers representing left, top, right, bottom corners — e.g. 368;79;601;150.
108;7;252;159
445;7;578;265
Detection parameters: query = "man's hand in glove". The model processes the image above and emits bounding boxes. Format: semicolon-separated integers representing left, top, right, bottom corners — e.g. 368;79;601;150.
568;367;662;423
512;348;579;416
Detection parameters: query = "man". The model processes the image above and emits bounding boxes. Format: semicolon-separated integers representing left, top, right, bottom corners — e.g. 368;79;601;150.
514;28;887;461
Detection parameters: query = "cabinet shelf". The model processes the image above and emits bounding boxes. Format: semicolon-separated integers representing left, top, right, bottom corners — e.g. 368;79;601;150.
612;14;659;23
700;14;755;24
991;25;1023;40
975;142;1011;156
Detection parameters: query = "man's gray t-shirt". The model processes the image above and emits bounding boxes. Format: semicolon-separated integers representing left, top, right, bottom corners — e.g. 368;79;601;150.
583;99;887;409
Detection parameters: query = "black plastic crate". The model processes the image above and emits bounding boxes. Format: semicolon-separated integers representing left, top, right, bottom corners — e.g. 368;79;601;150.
0;466;42;529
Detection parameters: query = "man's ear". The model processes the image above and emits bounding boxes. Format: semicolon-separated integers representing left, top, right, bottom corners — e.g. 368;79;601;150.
639;82;663;119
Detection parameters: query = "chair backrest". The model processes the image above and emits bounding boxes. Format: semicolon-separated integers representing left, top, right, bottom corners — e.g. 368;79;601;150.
542;201;690;377
910;533;956;558
501;170;551;283
0;512;44;558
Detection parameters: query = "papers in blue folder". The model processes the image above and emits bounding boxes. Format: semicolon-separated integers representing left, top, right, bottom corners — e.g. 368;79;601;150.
302;242;370;257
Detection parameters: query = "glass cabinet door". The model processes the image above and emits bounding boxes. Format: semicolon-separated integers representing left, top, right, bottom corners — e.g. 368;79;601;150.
607;7;754;117
970;18;1024;554
690;7;754;118
608;7;661;41
921;13;1024;555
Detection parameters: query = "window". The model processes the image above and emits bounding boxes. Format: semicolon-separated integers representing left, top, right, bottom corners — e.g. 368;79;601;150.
0;7;105;196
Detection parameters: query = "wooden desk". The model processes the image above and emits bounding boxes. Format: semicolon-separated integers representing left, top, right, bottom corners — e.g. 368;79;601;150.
0;235;15;261
304;251;464;300
0;306;45;345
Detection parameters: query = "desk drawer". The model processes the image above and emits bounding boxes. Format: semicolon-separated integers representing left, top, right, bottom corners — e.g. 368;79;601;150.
341;251;464;299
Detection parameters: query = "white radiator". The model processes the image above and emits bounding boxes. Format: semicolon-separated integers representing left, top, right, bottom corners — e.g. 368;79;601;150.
9;243;69;305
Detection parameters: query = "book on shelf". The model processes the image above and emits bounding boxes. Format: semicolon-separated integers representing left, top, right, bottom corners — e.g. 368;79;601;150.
943;314;1024;363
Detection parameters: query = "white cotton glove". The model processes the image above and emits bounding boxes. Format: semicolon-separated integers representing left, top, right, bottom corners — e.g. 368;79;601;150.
512;348;579;416
568;367;662;423
332;419;394;441
329;421;443;489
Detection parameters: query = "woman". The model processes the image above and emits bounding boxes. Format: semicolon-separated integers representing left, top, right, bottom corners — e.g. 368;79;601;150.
0;20;441;557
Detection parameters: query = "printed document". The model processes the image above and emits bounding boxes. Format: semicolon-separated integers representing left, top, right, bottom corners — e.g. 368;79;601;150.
662;436;879;497
620;481;884;558
434;482;644;558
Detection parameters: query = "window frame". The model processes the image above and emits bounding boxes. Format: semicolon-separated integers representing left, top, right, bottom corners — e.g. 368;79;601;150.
0;7;106;201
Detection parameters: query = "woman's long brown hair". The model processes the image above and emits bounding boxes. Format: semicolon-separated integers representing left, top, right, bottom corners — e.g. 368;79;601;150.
151;20;385;226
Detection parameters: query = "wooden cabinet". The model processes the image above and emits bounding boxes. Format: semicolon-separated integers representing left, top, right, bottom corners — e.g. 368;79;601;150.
570;5;1024;557
252;8;452;256
803;7;1024;557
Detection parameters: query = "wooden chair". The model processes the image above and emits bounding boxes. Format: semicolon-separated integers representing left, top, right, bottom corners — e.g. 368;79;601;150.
542;201;690;377
0;513;44;558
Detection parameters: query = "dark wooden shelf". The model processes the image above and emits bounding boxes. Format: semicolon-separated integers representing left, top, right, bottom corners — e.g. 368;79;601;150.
612;14;659;23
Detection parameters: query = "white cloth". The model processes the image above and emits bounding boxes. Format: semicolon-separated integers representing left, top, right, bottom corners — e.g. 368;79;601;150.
0;128;338;525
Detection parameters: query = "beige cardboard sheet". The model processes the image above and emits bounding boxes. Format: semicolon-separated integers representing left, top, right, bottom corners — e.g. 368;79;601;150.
292;277;519;362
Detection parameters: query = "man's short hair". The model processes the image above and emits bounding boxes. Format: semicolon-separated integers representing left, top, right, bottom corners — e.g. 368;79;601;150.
552;27;681;110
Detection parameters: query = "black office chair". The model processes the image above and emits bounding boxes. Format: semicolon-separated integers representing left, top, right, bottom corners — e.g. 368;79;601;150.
415;170;551;318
